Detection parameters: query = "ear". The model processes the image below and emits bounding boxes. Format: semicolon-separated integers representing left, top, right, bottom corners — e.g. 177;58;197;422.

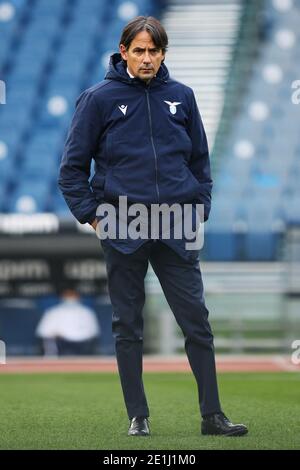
119;44;128;61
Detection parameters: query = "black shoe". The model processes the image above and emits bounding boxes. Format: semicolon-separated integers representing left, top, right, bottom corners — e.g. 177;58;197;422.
201;412;248;437
128;417;150;436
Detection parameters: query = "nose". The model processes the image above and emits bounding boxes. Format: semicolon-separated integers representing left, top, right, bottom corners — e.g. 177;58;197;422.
143;51;151;64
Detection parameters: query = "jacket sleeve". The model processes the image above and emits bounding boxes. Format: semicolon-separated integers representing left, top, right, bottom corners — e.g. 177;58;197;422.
58;91;103;224
186;89;213;221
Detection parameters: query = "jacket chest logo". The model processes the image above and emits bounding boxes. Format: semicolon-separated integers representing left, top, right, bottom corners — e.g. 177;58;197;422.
118;104;128;116
164;101;181;115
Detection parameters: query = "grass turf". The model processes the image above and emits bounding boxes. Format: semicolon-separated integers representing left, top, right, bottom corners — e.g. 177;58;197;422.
0;372;299;450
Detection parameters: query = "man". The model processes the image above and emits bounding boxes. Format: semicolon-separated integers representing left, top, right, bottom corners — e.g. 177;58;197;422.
58;16;248;437
36;287;100;356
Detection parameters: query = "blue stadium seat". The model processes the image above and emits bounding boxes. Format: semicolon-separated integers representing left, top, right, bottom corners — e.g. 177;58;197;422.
0;153;15;183
8;179;51;213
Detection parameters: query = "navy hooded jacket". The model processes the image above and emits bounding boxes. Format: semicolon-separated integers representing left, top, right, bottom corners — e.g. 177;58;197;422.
58;53;213;260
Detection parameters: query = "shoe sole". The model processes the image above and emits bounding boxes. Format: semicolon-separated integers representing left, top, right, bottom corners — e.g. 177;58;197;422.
202;427;248;437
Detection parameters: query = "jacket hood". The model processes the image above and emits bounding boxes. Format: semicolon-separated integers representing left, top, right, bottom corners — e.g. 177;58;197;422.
105;52;169;86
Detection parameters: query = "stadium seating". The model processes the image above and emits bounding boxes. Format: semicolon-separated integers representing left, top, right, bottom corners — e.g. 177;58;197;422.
0;0;163;216
207;0;300;260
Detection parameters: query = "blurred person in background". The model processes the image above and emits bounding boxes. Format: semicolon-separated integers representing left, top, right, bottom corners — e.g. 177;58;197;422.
58;16;248;437
36;286;101;356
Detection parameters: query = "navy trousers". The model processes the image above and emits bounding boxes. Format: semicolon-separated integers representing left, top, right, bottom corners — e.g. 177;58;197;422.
101;239;222;419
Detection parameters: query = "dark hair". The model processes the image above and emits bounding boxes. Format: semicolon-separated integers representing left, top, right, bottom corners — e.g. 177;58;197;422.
119;16;168;54
57;282;76;296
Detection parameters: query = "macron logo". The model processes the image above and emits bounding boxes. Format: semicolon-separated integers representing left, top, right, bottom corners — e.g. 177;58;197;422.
118;104;128;116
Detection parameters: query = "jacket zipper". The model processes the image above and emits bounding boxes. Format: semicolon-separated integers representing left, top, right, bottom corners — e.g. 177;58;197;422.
145;88;160;204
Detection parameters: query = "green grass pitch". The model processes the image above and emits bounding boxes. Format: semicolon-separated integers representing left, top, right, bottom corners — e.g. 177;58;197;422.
0;372;299;450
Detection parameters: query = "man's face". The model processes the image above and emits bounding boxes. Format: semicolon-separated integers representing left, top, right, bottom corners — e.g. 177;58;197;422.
120;30;165;82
